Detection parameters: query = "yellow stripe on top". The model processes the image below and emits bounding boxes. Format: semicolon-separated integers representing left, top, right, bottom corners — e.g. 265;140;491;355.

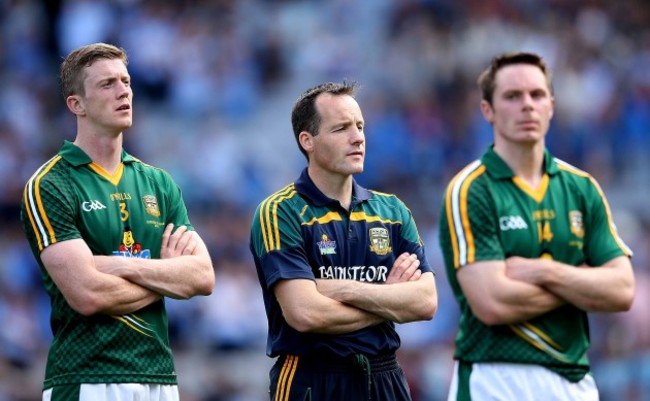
350;211;402;225
446;161;485;268
512;173;549;203
88;162;124;186
301;211;342;226
24;156;62;251
259;184;297;252
556;160;633;256
274;355;298;401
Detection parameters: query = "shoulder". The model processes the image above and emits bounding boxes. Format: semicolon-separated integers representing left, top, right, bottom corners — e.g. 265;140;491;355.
129;158;179;185
553;157;592;179
254;183;302;217
443;159;490;200
552;157;601;191
24;155;71;192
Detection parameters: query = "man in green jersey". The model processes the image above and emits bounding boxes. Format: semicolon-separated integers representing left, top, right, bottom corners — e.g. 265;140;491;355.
439;52;635;400
250;81;438;400
20;43;215;401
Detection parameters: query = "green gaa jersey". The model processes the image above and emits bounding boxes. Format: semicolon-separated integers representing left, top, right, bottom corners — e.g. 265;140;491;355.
21;141;192;388
439;146;632;382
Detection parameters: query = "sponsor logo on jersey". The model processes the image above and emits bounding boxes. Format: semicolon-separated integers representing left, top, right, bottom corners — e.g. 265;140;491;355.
113;226;151;258
499;215;529;230
81;200;107;212
369;227;391;256
569;210;584;238
142;195;160;217
317;234;337;255
318;265;388;282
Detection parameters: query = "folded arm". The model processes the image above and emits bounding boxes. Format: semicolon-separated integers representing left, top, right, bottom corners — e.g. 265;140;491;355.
95;224;215;299
275;278;385;334
316;272;437;323
41;238;162;316
457;260;565;326
506;255;634;312
316;252;438;323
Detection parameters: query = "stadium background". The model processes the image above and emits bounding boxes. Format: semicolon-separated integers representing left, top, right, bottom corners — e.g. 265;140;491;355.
0;1;649;400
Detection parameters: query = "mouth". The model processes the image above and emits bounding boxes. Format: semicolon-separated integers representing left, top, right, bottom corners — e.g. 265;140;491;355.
518;120;538;129
116;104;131;111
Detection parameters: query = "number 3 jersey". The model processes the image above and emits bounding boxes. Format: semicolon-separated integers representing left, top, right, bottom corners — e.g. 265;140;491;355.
439;146;632;382
20;141;192;388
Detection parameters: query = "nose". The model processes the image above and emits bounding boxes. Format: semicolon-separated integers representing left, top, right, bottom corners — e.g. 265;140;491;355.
117;81;131;99
351;126;364;144
521;93;534;110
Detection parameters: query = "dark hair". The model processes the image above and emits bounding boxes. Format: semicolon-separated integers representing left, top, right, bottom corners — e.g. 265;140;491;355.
291;81;359;159
60;43;128;100
478;52;552;105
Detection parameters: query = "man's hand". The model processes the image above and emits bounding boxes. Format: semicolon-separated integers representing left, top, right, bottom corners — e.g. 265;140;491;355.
386;252;421;284
160;224;197;258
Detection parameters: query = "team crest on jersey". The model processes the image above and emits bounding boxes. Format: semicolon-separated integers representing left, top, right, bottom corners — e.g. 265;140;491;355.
142;195;160;217
369;227;391;256
317;234;337;255
569;210;584;238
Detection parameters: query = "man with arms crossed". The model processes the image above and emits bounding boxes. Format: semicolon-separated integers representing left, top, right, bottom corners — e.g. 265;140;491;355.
250;81;438;400
439;52;635;400
21;43;215;401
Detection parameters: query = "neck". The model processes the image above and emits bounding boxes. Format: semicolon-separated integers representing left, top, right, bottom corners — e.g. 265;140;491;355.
307;166;354;210
493;141;545;188
73;130;124;174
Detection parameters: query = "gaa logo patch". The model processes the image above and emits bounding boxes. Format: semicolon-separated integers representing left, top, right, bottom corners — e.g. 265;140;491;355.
569;210;584;238
142;195;160;217
369;227;391;256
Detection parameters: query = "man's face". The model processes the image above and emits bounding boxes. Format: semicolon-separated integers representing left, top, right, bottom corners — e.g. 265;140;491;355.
77;58;133;133
304;93;365;177
481;63;554;145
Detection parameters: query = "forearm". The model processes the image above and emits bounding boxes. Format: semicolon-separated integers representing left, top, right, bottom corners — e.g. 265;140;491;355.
316;273;437;323
487;282;565;324
459;260;564;326
275;279;384;334
298;300;386;334
537;257;635;312
95;251;214;299
97;281;162;315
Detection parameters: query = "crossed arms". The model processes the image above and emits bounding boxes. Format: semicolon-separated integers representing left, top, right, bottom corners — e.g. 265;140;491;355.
274;252;438;334
457;255;635;326
40;223;214;316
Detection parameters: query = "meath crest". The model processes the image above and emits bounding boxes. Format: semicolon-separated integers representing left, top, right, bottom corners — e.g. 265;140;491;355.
569;210;584;238
369;227;391;256
142;195;160;217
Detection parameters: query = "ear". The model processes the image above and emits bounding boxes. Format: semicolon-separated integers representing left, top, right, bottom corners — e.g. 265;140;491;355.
479;100;494;124
299;131;314;154
549;96;555;120
66;95;86;117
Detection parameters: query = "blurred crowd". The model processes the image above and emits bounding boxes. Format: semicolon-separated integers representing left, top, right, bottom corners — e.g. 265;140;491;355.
0;0;649;400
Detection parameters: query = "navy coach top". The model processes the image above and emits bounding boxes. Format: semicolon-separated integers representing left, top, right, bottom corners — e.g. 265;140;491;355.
250;168;433;358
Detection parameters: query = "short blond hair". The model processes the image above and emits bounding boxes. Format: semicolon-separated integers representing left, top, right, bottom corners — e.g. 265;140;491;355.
60;43;128;99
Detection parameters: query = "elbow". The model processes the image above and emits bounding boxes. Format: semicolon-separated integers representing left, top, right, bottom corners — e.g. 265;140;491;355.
197;272;215;296
182;267;215;298
394;295;438;324
283;310;325;333
67;293;104;316
471;305;509;326
614;286;635;312
418;296;438;321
